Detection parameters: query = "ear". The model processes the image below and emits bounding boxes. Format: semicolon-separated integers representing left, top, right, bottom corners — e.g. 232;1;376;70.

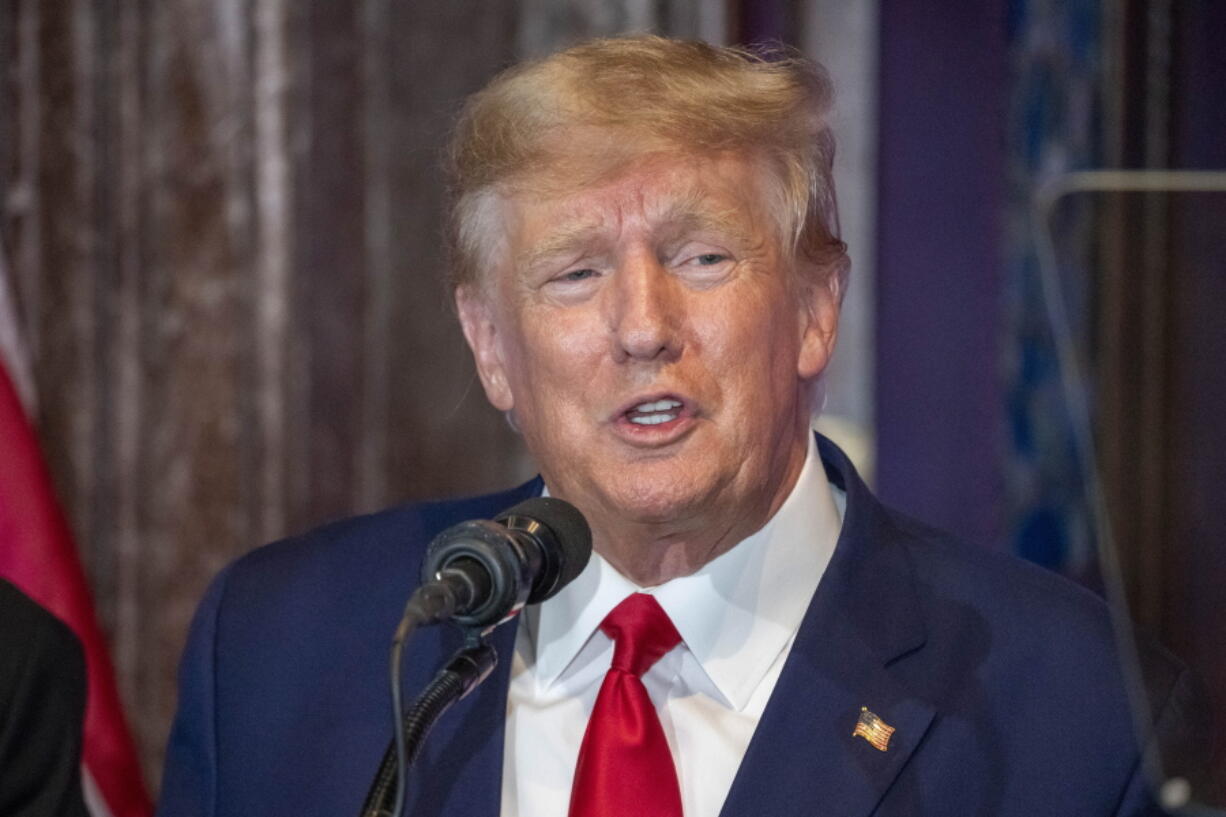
796;271;840;381
455;285;515;412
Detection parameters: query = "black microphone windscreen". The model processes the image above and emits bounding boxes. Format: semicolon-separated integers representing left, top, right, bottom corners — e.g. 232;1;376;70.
496;496;592;599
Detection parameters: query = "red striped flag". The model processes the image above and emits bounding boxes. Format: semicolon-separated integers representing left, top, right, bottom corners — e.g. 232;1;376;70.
0;251;151;816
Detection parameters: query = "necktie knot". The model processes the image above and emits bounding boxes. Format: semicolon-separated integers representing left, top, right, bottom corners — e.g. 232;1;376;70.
599;593;681;677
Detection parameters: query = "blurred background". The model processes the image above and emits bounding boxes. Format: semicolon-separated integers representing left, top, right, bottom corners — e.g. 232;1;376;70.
1;0;1222;808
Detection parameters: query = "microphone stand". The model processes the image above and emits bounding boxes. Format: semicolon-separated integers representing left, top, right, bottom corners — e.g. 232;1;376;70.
358;634;498;817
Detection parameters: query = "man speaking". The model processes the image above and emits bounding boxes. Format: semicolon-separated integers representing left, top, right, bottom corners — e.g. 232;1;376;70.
158;36;1178;817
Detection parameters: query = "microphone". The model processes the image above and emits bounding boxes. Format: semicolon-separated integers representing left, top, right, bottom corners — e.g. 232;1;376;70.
407;497;592;630
366;498;590;817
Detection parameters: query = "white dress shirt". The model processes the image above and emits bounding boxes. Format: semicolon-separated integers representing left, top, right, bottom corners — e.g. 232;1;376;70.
501;435;845;817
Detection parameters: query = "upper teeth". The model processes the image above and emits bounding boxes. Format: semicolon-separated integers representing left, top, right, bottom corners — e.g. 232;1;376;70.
633;399;682;413
629;399;682;426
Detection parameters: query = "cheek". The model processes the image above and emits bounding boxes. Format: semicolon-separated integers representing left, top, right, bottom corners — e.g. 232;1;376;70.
704;288;802;370
745;317;810;420
506;311;607;407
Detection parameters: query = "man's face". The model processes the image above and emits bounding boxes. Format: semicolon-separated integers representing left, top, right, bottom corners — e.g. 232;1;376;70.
457;151;838;577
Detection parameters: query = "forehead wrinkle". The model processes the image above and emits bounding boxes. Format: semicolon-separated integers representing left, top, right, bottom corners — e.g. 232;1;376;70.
511;164;770;274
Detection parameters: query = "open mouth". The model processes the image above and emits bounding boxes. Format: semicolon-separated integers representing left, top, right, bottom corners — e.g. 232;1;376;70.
611;394;696;443
624;398;684;426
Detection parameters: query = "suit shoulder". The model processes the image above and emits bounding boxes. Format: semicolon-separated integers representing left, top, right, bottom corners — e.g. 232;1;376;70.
885;510;1116;650
209;481;542;618
822;436;1113;648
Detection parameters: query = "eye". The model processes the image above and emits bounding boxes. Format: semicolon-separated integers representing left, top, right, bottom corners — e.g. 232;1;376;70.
670;244;736;289
677;250;732;271
559;268;599;282
539;266;603;302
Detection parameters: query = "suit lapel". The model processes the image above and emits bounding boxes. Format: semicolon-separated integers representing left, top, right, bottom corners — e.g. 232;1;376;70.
719;437;936;817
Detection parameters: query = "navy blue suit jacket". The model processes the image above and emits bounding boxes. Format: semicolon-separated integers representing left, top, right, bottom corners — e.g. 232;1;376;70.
158;437;1176;816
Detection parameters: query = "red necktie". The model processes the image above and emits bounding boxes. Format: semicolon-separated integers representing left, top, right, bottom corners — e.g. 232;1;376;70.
568;593;684;817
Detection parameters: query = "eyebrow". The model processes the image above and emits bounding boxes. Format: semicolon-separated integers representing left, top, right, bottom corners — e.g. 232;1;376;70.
515;218;608;275
656;194;756;249
516;189;758;275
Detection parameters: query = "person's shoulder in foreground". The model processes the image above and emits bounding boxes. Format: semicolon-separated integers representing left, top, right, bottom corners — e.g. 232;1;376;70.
0;578;90;817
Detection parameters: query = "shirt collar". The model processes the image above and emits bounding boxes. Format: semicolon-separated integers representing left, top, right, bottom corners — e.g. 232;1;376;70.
528;433;843;711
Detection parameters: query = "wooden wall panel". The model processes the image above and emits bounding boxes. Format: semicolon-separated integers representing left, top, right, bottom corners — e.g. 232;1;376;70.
293;0;367;528
100;0;148;740
249;0;294;545
136;0;258;779
382;1;527;505
34;0;98;579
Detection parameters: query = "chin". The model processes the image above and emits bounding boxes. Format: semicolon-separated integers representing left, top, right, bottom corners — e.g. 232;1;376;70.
598;471;717;525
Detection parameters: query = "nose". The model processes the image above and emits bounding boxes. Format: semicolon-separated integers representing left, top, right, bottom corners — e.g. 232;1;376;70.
605;248;682;364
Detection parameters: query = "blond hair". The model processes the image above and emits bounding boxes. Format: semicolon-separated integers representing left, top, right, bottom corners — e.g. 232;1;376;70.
446;35;848;298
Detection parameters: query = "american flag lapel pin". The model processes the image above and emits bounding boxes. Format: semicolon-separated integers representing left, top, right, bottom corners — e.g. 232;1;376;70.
852;707;895;752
